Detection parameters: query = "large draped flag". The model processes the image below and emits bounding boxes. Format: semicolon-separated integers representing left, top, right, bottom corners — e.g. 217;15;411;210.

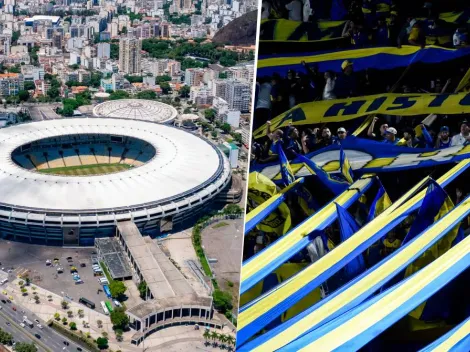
253;92;470;138
336;203;366;280
257;46;470;78
403;180;463;321
253;137;470;180
367;179;392;223
295;152;349;195
246;172;292;236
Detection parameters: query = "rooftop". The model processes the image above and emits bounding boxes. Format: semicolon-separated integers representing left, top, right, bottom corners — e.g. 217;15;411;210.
118;221;212;317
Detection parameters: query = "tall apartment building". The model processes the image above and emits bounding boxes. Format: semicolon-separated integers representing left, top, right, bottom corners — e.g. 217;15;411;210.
213;79;227;100
97;42;110;58
0;73;24;96
119;37;141;74
224;80;250;113
160;23;170;38
184;68;205;86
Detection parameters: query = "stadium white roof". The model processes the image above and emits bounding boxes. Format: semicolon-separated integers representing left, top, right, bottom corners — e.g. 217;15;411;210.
0;118;226;212
92;99;178;124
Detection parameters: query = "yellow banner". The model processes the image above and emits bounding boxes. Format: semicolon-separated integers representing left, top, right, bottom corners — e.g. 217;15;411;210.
254;92;470;138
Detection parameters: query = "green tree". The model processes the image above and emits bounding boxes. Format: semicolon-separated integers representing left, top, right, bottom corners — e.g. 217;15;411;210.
62;317;67;325
21;287;27;295
61;104;75;117
109;90;129;100
69;322;77;330
233;133;242;144
96;337;108;349
97;319;103;328
138;281;147;299
136;90;157;100
219;72;228;79
110;307;129;329
109;280;127;299
54;312;60;321
61;300;69;309
69;64;79;70
155;75;171;84
47;87;59;99
121;26;128;35
212;289;233;313
12;342;37;352
224;204;242;215
221;123;231;134
78;309;84;318
124;75;143;83
204;109;215;122
179;85;190;98
0;328;13;345
203;329;211;345
67;310;73;317
211;131;217;138
18;90;30;101
160;82;171;95
24;81;36;91
11;31;20;45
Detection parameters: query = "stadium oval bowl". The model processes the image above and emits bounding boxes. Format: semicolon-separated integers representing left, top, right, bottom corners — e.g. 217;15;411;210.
92;99;178;124
0;118;231;245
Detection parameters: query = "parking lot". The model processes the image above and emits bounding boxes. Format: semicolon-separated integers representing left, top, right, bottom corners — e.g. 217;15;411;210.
0;240;109;303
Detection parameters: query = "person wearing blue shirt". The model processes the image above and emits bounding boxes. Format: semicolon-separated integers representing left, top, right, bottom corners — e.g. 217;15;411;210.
435;126;452;149
382;127;399;145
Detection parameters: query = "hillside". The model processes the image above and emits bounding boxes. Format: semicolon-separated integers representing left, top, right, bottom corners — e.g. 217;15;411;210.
212;10;258;46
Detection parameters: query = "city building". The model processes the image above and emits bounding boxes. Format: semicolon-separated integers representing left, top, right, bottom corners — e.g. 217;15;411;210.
225;79;250;113
119;37;141;74
185;68;205;86
0;73;24;96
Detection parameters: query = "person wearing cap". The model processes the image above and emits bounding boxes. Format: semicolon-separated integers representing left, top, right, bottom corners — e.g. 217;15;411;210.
451;120;470;147
334;60;358;99
435;126;452;148
382;127;399;144
337;127;347;141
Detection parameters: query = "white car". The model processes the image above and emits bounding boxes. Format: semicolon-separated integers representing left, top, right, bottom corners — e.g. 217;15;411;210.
113;300;121;307
20;323;25;328
34;319;40;324
37;324;43;329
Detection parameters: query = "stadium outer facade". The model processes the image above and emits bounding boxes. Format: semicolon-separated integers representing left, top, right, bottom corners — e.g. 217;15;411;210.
0;117;231;246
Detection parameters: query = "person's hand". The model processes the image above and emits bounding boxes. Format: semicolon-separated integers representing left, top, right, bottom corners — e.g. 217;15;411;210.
373;117;379;122
313;128;319;134
456;188;463;199
267;120;271;125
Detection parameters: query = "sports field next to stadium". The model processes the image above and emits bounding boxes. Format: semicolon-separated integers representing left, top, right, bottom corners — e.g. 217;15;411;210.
38;163;133;176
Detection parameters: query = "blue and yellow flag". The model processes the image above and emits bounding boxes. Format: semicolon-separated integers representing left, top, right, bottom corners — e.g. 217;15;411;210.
367;179;392;223
295;152;349;195
336;203;366;280
278;143;295;186
403;180;462;321
340;147;354;184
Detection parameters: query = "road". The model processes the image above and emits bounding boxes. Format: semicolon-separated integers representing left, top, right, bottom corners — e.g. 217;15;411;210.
0;292;89;352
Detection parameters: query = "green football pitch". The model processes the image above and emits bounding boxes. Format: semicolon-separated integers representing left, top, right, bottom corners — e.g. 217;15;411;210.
38;163;132;176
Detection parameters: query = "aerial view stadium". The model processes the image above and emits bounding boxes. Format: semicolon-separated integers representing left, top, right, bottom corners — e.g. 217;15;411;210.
242;1;470;351
0;117;231;246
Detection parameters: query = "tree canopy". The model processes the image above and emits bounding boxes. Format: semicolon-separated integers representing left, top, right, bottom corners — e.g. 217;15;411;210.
109;280;127;299
110;307;129;330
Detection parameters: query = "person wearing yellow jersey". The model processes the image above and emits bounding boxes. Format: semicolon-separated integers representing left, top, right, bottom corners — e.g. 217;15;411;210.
381;232;402;257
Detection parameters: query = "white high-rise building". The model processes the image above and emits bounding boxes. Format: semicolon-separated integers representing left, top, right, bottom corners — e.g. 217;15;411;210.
97;42;110;58
225;80;250;113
